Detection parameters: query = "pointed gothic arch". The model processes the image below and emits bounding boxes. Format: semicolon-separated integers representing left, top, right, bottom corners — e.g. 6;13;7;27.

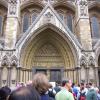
18;25;79;69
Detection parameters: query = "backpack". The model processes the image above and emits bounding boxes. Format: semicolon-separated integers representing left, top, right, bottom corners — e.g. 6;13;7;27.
48;89;55;98
79;92;86;100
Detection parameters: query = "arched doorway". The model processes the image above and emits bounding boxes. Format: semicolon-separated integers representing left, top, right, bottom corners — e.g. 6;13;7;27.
19;28;78;83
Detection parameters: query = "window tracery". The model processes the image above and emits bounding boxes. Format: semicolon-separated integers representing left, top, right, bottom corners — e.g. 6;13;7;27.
21;7;41;33
56;8;74;32
90;15;100;38
23;13;30;33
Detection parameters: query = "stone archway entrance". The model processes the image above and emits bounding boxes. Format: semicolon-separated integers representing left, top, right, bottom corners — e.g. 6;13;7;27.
19;28;78;83
32;42;64;82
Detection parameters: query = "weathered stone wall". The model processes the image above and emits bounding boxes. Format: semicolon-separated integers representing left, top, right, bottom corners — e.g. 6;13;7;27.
0;0;100;87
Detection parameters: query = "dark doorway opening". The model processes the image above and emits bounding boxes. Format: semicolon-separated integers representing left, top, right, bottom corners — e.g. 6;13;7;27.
50;69;61;83
33;67;63;83
36;69;47;75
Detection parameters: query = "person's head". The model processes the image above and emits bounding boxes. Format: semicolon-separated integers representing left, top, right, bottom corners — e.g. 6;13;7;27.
88;82;93;88
8;86;40;100
0;86;11;100
78;84;80;87
80;83;84;90
72;83;75;88
32;73;51;95
61;79;72;90
86;83;89;88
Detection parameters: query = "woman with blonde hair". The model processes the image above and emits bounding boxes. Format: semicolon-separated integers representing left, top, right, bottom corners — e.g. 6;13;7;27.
32;73;55;100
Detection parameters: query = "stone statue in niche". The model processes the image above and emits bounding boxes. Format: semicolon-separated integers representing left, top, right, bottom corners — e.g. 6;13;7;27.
79;0;88;16
9;0;17;15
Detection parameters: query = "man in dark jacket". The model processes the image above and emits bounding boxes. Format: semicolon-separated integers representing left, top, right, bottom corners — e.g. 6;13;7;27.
86;83;97;100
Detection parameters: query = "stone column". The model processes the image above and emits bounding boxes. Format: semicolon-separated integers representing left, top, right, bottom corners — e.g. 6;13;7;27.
5;0;20;49
7;67;11;87
76;67;80;84
16;67;20;84
86;67;89;83
75;0;92;50
95;67;99;86
0;67;2;87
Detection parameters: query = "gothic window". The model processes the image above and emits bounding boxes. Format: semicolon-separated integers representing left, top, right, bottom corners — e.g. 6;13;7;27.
23;13;29;33
58;13;64;20
0;16;3;35
32;12;38;23
91;16;100;38
67;14;73;32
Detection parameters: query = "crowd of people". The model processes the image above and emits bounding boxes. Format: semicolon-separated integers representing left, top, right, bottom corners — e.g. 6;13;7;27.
0;73;100;100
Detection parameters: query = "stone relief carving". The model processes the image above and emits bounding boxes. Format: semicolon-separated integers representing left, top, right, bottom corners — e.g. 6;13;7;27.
88;56;95;66
79;0;88;16
1;55;9;66
1;53;18;67
6;51;13;57
80;55;87;67
45;12;53;22
11;55;18;66
9;0;17;15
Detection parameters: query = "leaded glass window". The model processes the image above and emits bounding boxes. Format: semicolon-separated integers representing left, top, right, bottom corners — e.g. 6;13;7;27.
58;13;64;20
32;13;37;23
91;16;100;38
67;14;73;32
23;14;29;33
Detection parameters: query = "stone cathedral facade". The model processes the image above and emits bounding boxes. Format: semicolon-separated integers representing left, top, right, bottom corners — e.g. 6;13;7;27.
0;0;100;87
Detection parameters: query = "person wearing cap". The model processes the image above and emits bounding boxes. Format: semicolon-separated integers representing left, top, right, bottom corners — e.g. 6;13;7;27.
55;79;74;100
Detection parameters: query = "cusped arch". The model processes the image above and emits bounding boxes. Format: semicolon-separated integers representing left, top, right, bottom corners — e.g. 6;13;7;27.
10;55;18;67
1;55;9;67
80;55;87;67
88;56;95;67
